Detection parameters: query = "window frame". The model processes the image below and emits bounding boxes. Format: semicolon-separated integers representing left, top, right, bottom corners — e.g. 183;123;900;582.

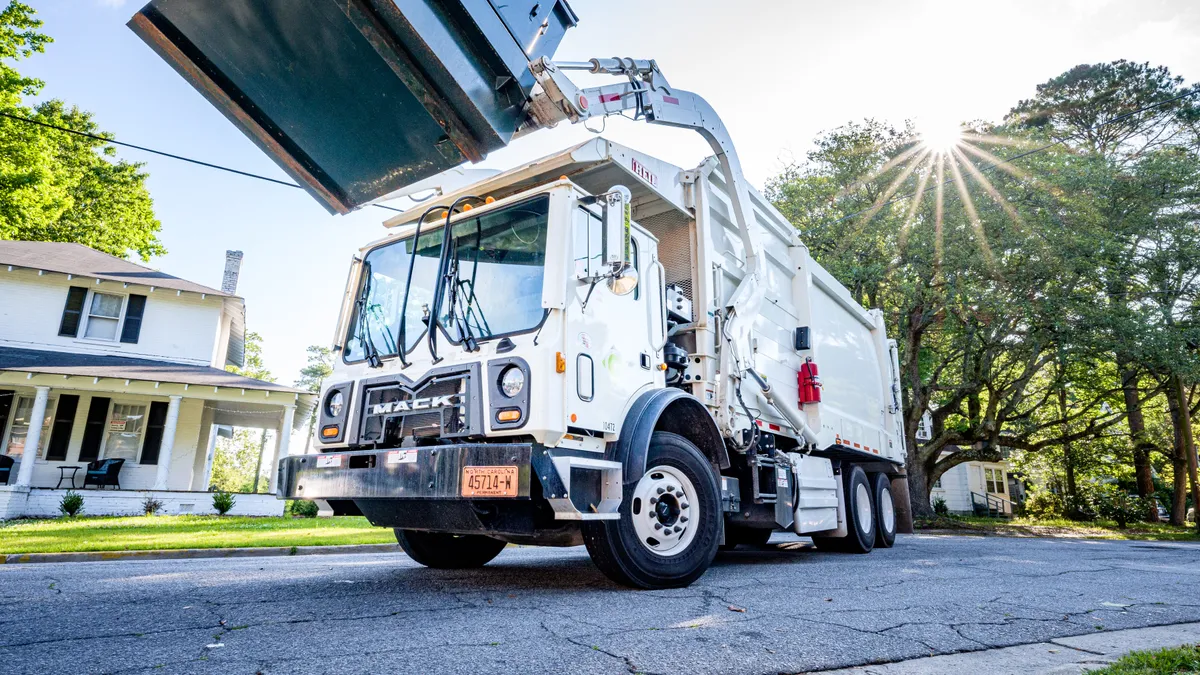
1;394;59;460
80;290;129;343
99;399;150;464
984;467;1006;495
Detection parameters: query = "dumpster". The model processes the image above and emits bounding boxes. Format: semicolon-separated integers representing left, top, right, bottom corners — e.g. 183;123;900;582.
129;0;578;214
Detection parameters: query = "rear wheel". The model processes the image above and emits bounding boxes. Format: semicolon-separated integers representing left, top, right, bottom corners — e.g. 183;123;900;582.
582;432;721;589
394;529;507;569
811;465;875;554
872;473;897;549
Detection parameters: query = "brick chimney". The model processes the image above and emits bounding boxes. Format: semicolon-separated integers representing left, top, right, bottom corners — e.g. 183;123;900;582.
221;250;244;294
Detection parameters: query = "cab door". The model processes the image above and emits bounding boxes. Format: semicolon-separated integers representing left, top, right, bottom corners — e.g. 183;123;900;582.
565;205;660;437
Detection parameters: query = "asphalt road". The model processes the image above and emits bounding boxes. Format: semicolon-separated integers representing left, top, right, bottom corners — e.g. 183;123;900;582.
2;534;1200;675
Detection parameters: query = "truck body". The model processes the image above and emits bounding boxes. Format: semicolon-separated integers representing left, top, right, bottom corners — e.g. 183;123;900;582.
130;0;907;587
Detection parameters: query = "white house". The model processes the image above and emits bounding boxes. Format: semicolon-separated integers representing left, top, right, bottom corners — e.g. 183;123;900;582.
0;241;315;519
930;455;1021;516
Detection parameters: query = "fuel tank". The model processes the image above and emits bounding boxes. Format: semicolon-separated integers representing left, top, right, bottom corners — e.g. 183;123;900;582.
129;0;577;214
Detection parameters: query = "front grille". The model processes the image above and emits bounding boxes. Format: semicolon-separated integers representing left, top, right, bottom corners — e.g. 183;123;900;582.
360;375;469;443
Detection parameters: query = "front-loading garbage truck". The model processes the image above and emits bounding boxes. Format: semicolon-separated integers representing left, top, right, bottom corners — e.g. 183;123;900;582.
130;0;908;588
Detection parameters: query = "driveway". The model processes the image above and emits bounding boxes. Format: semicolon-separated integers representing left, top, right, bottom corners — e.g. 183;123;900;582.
2;534;1199;674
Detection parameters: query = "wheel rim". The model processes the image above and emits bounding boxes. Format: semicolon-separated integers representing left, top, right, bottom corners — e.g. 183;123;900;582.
880;486;895;534
855;482;873;533
631;464;699;557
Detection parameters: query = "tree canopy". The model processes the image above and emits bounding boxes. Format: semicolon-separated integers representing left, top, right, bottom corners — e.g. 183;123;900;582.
767;60;1200;524
0;2;163;261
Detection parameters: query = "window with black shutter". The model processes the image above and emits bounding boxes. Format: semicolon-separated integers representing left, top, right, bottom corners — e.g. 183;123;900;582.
139;401;169;465
120;294;147;344
78;397;111;462
58;287;89;337
45;395;80;461
0;390;14;446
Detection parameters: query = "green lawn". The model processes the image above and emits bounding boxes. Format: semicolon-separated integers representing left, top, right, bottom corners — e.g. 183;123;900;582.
1090;644;1200;674
916;515;1200;541
0;515;396;554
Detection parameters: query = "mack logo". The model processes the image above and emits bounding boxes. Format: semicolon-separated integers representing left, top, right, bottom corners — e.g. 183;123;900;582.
370;395;461;415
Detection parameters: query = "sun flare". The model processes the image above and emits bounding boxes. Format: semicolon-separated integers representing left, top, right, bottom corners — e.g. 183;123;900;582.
917;118;962;153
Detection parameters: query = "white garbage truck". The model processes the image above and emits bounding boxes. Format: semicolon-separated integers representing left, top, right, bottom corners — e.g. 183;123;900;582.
131;0;907;588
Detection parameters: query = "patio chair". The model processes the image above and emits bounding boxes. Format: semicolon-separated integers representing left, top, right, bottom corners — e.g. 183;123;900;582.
0;454;12;485
83;458;124;490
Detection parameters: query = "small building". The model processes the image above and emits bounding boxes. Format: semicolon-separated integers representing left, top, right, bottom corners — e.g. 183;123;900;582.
929;452;1021;517
0;242;314;519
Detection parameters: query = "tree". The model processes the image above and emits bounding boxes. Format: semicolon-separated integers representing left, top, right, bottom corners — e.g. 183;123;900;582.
1009;61;1200;524
767;119;1124;518
0;2;163;261
296;345;334;454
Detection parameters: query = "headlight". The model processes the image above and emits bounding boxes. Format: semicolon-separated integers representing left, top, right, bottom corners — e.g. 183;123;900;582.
500;367;525;398
326;391;344;417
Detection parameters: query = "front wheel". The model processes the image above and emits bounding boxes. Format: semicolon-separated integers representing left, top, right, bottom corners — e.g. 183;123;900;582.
394;529;507;569
582;432;721;589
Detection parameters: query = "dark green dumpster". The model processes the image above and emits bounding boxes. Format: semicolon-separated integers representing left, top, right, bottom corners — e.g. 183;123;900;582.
129;0;578;214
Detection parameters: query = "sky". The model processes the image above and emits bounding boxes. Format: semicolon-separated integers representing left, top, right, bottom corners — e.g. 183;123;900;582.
20;0;1200;382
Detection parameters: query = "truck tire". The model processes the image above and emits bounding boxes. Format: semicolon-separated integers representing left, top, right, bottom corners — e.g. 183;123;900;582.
582;432;721;588
394;530;507;569
720;525;773;550
811;465;875;554
872;473;897;549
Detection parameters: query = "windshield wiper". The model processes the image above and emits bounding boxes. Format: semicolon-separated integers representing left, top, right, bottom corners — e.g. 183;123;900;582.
355;260;383;368
426;196;482;363
394;205;447;369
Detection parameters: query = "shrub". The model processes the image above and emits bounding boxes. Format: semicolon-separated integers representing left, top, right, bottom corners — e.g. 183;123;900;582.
141;496;164;516
1023;489;1065;519
59;490;84;517
1092;485;1149;529
933;496;948;516
212;491;236;515
289;499;319;518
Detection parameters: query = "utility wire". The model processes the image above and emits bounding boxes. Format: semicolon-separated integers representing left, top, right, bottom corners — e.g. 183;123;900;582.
0;110;403;213
829;87;1200;225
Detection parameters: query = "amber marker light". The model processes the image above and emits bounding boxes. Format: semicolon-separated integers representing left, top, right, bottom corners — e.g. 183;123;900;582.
556;352;566;373
321;425;339;438
496;409;521;422
485;196;496;204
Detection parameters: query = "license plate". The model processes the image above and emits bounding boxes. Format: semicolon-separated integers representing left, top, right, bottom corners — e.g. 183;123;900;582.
461;466;518;497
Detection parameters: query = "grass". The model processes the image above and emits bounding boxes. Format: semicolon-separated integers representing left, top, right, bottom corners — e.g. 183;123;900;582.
0;515;396;554
915;514;1200;541
1089;643;1200;674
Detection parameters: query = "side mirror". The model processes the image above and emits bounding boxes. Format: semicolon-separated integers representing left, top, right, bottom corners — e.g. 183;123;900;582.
603;184;637;296
603;185;632;267
607;264;639;296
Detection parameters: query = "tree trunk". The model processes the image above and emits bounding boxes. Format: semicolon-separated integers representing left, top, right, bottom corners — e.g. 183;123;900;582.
1120;365;1158;521
1058;386;1080;518
906;446;935;519
1179;376;1200;532
1165;374;1191;525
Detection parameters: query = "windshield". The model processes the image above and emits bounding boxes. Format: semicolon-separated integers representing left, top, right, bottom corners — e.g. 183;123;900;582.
344;195;550;363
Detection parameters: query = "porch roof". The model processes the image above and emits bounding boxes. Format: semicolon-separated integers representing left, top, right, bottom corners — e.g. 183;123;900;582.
0;347;304;394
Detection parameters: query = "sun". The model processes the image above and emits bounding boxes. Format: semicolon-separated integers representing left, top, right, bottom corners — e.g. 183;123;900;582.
917;117;963;154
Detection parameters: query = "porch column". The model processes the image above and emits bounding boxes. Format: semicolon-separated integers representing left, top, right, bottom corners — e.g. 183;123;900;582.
268;404;297;494
200;424;219;491
152;396;183;490
14;386;50;487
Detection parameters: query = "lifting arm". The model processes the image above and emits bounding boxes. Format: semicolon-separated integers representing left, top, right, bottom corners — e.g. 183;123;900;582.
527;57;766;377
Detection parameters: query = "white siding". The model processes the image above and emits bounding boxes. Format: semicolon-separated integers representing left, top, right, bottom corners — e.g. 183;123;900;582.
0;269;224;366
930;460;1014;514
